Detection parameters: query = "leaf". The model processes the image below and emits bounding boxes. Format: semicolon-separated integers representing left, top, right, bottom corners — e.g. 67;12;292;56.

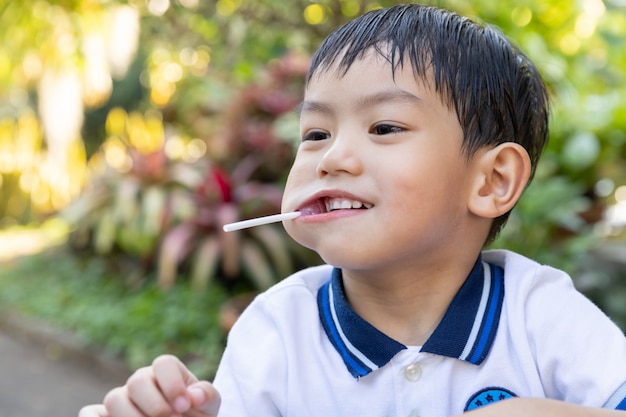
157;223;197;289
113;176;141;224
94;210;116;255
167;189;197;223
234;182;283;208
61;185;112;225
250;225;293;280
240;240;276;290
561;131;600;171
190;236;221;291
230;154;262;184
142;185;167;236
117;223;157;257
217;204;241;278
170;162;206;189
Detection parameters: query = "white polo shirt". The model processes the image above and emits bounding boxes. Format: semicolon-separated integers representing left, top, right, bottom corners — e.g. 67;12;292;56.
213;250;626;417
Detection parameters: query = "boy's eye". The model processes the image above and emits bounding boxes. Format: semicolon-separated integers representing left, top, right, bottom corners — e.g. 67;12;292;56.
302;130;330;142
371;123;404;135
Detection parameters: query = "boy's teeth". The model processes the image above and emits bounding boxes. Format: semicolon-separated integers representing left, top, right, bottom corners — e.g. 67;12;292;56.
325;198;371;211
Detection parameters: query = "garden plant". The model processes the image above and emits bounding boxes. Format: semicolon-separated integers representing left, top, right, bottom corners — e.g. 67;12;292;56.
0;0;625;378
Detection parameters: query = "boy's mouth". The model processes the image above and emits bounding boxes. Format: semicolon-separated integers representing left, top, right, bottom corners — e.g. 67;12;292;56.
299;197;373;215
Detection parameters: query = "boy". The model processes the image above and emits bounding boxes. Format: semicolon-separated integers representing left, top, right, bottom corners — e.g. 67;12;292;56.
80;4;626;417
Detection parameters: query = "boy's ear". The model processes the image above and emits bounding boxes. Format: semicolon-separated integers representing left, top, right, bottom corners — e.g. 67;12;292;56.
468;143;531;219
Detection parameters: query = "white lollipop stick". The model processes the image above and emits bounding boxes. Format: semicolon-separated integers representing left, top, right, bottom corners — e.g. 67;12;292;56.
222;211;301;232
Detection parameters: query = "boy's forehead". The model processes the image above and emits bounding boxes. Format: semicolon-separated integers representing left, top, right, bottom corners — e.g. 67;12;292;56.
307;47;436;92
300;51;456;122
300;49;459;128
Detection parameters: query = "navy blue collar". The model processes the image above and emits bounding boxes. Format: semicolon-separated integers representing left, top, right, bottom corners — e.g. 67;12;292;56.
317;257;505;379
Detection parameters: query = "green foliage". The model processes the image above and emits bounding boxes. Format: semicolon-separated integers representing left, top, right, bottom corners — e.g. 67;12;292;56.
0;248;228;378
572;242;626;330
61;55;321;292
140;0;626;278
2;0;626;367
61;108;208;269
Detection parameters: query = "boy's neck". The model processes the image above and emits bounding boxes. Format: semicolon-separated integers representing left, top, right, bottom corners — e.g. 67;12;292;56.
340;253;480;346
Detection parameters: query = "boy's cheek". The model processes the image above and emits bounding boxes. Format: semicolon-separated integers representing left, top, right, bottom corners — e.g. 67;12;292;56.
282;221;315;253
281;174;297;211
282;163;313;202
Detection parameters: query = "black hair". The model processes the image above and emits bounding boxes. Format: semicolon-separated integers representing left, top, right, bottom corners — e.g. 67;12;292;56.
306;4;549;244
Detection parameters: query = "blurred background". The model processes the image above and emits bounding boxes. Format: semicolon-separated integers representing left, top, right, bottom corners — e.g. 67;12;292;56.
0;0;625;379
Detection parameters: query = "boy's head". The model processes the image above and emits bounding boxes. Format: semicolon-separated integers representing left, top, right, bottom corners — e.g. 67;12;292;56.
305;4;549;243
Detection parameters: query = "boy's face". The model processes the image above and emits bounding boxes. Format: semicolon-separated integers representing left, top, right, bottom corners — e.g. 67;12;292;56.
282;50;482;272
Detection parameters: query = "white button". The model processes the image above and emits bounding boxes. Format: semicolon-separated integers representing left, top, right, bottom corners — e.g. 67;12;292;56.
403;363;422;381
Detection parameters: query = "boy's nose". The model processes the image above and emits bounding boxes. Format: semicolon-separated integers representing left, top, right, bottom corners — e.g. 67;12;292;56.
316;134;363;178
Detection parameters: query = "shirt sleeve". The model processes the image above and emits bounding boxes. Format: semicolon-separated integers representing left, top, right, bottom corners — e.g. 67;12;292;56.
521;263;626;409
213;294;287;417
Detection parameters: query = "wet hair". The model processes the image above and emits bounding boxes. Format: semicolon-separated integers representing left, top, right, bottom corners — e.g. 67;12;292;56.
306;4;549;244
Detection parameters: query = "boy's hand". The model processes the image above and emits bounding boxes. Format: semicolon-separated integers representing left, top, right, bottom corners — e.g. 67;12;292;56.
78;355;220;417
460;397;625;417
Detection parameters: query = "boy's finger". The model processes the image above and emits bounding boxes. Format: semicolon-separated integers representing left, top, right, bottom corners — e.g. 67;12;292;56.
103;387;146;417
187;382;221;416
126;366;176;416
152;355;197;412
78;404;109;417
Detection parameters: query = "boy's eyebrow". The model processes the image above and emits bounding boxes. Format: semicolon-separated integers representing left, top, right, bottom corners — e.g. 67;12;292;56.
295;100;333;116
296;89;423;116
356;89;423;108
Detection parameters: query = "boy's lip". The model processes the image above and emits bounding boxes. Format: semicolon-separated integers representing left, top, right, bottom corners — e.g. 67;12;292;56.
295;189;374;216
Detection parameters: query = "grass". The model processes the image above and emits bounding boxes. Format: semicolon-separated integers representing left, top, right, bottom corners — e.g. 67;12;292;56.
0;245;229;379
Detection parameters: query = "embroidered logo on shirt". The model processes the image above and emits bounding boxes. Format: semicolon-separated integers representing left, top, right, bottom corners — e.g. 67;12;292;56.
464;387;517;411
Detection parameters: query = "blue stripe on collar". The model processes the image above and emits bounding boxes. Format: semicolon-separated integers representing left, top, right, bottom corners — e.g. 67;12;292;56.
317;268;406;378
422;260;504;364
603;380;626;410
317;257;505;378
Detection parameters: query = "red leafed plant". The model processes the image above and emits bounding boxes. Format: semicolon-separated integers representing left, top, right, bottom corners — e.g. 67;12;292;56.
63;52;320;292
156;155;311;291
